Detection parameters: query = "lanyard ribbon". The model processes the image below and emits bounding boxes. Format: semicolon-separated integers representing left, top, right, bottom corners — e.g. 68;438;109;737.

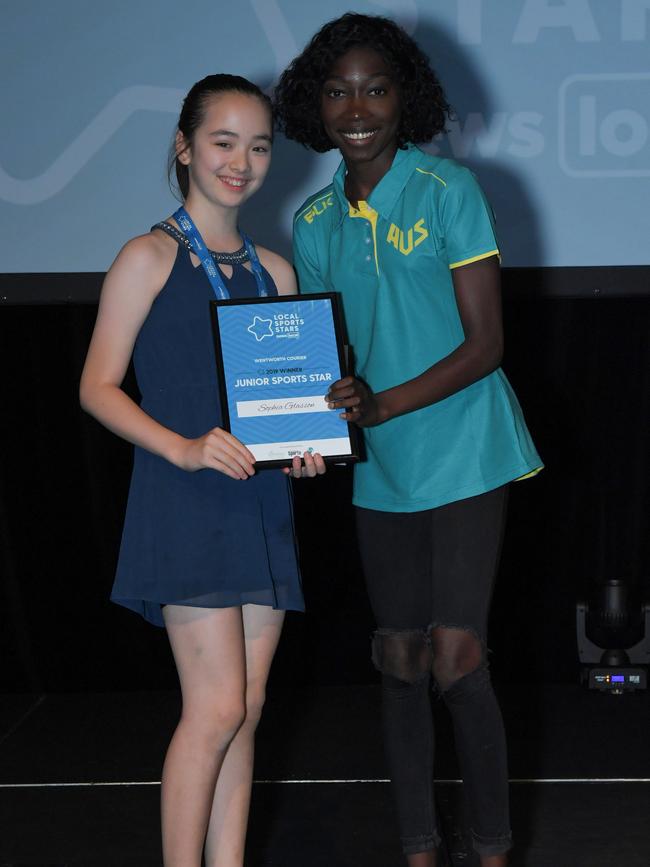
173;207;268;300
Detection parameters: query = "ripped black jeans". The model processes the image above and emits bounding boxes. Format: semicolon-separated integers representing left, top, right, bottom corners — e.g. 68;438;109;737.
355;486;512;858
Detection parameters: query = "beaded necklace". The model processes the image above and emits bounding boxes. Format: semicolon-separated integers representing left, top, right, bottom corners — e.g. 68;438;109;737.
152;220;249;264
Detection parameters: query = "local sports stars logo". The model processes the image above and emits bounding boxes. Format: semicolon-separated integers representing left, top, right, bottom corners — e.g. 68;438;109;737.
247;312;304;341
247;316;274;341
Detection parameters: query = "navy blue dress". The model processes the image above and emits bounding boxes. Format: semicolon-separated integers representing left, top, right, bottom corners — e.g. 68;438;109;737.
112;242;304;626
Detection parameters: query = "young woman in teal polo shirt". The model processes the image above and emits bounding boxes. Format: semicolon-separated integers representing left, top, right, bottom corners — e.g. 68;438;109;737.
276;13;542;867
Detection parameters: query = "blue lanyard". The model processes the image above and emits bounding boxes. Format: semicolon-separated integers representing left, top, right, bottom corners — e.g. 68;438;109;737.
173;207;268;300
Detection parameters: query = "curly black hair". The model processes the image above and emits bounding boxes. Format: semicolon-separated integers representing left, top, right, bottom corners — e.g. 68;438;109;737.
274;13;452;152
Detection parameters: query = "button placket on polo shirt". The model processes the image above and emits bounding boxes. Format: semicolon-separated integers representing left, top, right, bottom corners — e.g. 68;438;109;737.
360;218;376;273
364;221;373;263
348;202;380;277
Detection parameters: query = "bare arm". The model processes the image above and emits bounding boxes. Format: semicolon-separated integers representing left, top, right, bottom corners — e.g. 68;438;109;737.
80;234;256;479
326;255;503;425
256;247;297;296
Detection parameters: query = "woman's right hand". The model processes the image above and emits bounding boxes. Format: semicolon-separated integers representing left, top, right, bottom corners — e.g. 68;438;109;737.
175;427;256;480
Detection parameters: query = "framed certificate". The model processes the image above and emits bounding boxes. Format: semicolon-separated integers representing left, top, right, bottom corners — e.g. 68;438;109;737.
210;293;359;468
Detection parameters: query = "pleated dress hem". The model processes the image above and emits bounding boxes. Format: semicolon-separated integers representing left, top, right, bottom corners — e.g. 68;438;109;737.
112;584;305;628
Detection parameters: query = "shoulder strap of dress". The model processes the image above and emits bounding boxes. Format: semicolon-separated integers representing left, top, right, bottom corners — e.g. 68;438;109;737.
151;221;192;251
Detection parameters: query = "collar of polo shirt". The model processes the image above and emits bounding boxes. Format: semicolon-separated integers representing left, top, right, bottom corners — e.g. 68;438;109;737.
331;143;419;225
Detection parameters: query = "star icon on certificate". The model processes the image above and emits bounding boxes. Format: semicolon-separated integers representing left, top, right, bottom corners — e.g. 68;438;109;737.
247;316;274;341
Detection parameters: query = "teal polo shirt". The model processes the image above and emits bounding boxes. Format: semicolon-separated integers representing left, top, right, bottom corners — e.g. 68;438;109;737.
293;144;542;512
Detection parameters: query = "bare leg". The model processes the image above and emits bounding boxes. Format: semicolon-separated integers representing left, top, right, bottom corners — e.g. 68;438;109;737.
481;856;508;867
161;605;247;867
407;851;437;866
204;604;285;867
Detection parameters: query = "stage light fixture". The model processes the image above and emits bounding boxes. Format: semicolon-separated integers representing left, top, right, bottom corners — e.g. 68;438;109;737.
577;579;649;694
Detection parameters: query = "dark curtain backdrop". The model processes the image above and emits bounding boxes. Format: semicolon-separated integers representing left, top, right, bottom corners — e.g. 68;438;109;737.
1;289;649;693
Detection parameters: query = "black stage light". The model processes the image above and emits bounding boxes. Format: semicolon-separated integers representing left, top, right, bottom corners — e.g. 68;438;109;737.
577;579;649;694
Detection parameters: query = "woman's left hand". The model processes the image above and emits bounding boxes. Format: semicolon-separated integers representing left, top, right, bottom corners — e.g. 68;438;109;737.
284;451;327;479
326;376;384;427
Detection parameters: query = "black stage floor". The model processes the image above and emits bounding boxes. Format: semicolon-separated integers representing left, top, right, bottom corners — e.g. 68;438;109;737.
1;684;648;866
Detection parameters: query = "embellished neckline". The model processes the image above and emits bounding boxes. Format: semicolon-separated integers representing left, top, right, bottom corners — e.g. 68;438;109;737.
152;220;249;264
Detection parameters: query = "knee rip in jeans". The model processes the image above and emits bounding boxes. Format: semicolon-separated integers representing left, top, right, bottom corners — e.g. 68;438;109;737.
429;622;488;693
371;627;432;684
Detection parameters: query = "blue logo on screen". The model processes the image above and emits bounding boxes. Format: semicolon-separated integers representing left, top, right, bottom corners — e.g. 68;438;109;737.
247;316;274;341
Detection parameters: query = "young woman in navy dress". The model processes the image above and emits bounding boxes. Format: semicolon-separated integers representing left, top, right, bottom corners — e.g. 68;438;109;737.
81;74;324;867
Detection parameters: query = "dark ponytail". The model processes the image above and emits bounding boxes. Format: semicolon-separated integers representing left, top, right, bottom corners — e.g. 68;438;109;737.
167;74;272;200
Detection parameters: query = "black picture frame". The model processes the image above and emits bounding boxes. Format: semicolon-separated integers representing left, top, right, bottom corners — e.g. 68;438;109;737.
210;292;360;469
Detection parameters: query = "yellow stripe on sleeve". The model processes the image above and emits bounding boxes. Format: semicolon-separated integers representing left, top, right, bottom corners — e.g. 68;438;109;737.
449;249;500;270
